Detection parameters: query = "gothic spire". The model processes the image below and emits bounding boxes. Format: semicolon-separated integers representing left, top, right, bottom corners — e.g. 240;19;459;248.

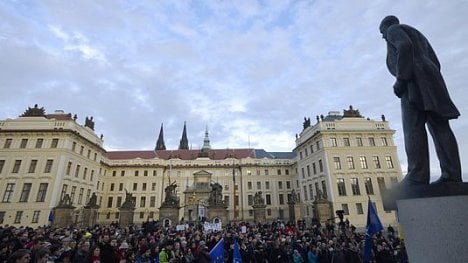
178;121;189;150
202;125;211;152
155;123;166;150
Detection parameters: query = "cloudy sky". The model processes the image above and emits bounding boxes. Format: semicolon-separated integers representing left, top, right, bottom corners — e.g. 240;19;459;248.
1;1;468;179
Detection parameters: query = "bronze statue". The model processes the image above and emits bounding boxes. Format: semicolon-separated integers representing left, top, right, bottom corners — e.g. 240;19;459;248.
208;182;224;205
380;15;462;185
163;182;179;204
121;190;135;209
253;191;265;206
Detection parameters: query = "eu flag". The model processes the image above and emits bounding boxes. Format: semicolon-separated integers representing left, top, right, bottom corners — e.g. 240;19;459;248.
363;198;384;262
233;240;243;263
48;209;55;223
210;238;224;263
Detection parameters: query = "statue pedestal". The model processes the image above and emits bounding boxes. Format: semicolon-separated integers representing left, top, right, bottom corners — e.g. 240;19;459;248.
52;207;74;228
384;183;468;263
288;202;303;223
313;199;333;224
119;207;135;226
82;207;99;227
159;205;180;226
252;204;267;223
207;205;228;224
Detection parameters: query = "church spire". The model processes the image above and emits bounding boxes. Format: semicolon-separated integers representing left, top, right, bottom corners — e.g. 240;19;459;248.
202;125;211;152
178;121;189;150
155;123;166;150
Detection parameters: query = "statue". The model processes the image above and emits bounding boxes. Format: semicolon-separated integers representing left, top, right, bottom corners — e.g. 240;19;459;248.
163;182;179;205
316;189;326;201
20;104;45;117
84;116;95;130
208;182;224;206
303;117;311;129
85;192;99;208
57;194;73;208
380;15;462;185
253;191;265;206
121;190;135;209
289;189;299;204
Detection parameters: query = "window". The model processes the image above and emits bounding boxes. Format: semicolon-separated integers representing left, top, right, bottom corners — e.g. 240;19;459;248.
117;196;122;207
303;186;308;201
87;150;91;158
133;183;137;191
319;160;323;173
316;141;320;150
342;204;349;215
110;183;115;191
304;148;308;157
265;181;270;190
78;188;84;204
75;165;81;177
365;178;374;195
267;209;271;216
309;184;314;200
72;142;76;151
257;182;261;190
312;163;317;174
14;211;23;224
80;146;84;155
320;181;327;197
66;162;72;175
333;157;341;170
351;178;361;195
299;152;303;160
337;179;346;196
286;181;291;189
356;138;363;147
115;212;120;219
20;139;28;148
151;183;156;191
330;138;337;147
144;170;148;176
0;160;4;174
107;197;113;208
373;156;381;169
19;183;32;202
343;138;350;147
360;156;368;169
377;177;386;193
83;168;88;180
112;171;116;177
285;169;289;175
44;160;53;173
60;184;68;201
356;203;364;214
12;160;21;173
248;210;253;216
153;170;157;176
142;183;147;191
315;182;320;197
310;144;314;153
385;156;394;168
35;138;43;148
51;138;59;148
86;189;91;203
70;186;76;202
121;171;125;176
279;194;284;205
3;183;15;202
36;183;48;202
256;170;260;175
381;137;388;146
140;197;146;207
32;211;40;223
4;138;12;148
278;181;283;189
28;160;38;173
135;170;139;177
301;167;305;179
248;195;253;206
150;196;156;207
264;169;269;175
368;137;375;146
265;194;271;205
347;156;355;169
0;211;4;224
94;153;97;161
277;169;281;175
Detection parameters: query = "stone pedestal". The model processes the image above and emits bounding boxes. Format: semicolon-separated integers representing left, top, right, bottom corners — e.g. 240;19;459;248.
52;207;74;228
288;202;303;223
119;207;135;226
313;199;333;224
159;206;180;226
252;204;267;223
82;208;99;227
207;205;228;224
383;183;468;263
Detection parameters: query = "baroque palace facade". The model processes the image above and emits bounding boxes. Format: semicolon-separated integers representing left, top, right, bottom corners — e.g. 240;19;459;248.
0;105;401;228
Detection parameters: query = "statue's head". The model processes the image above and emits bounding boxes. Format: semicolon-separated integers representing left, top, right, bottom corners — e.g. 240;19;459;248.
379;15;399;40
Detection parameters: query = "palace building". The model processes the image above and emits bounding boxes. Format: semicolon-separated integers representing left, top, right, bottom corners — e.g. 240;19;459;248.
0;105;401;228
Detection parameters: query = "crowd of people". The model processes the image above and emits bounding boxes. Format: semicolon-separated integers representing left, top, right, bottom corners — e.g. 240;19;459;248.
0;219;408;263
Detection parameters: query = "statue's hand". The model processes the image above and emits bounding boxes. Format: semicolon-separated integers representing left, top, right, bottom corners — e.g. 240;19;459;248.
393;79;407;98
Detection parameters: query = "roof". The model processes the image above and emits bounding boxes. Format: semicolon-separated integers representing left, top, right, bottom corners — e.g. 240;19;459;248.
105;148;295;160
45;114;74;121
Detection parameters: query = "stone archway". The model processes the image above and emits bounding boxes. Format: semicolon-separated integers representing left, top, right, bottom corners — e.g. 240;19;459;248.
163;218;172;226
213;217;221;224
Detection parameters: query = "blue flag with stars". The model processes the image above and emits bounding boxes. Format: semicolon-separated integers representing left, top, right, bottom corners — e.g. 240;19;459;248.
233;240;243;263
209;238;224;263
363;198;384;262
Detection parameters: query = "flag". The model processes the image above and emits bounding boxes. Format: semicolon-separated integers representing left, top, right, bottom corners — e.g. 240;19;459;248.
363;198;384;262
233;240;243;263
210;238;224;263
48;209;55;223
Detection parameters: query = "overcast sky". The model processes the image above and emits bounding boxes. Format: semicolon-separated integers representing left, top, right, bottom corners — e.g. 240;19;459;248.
1;1;468;179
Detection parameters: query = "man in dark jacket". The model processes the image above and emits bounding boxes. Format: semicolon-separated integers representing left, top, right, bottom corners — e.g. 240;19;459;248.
380;15;462;185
